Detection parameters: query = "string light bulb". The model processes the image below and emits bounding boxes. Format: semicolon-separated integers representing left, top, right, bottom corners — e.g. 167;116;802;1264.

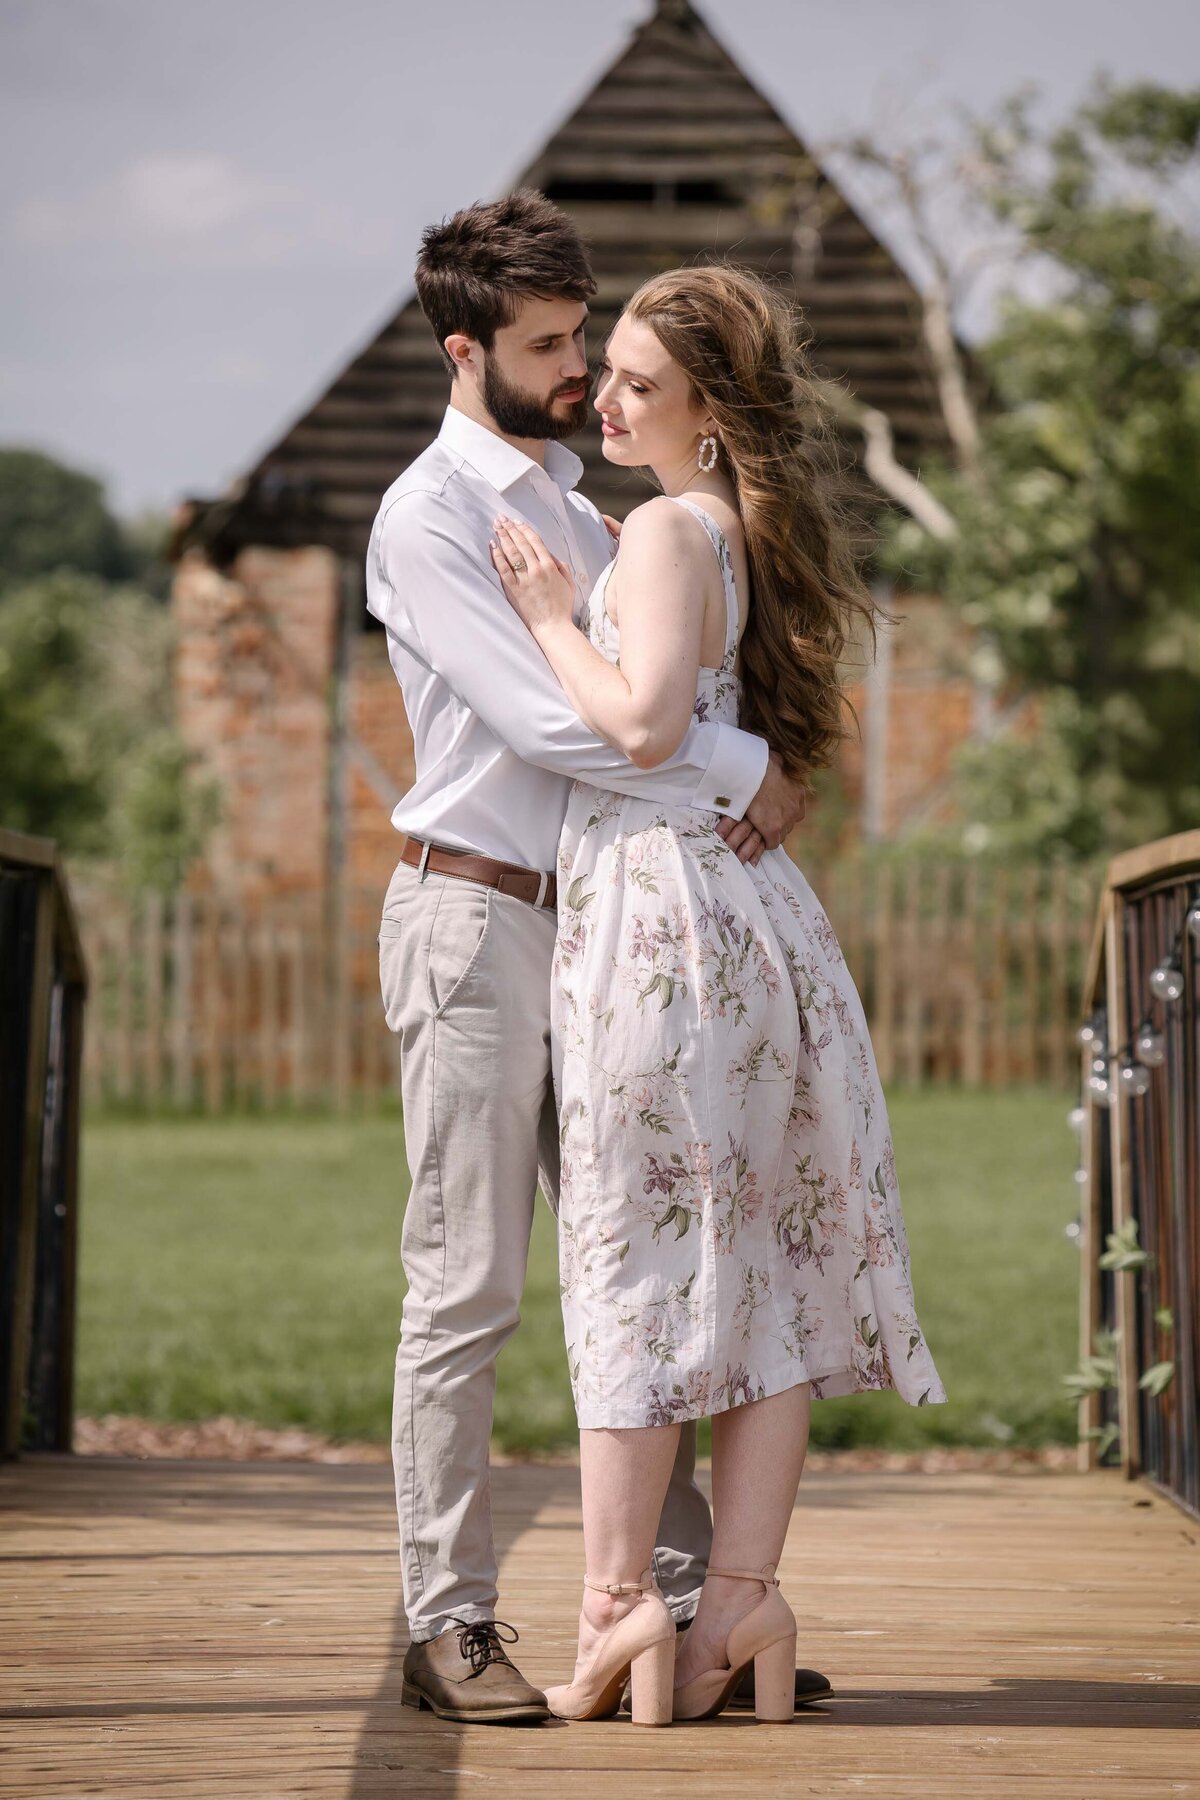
1149;955;1185;1003
1087;1071;1113;1107
1117;1061;1153;1098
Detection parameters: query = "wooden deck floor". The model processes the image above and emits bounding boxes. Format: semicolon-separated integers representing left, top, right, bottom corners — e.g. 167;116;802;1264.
2;1455;1197;1799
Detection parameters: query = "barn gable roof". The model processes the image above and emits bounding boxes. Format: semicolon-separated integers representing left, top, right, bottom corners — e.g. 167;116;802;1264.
187;0;952;565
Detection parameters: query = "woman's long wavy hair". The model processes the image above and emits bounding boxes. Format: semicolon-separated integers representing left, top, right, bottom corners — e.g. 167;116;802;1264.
626;265;882;782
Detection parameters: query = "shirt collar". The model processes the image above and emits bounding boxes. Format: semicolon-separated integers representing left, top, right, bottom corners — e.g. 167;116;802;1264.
438;405;584;498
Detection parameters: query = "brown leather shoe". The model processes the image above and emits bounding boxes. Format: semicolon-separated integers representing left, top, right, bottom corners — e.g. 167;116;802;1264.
401;1620;550;1724
728;1660;834;1709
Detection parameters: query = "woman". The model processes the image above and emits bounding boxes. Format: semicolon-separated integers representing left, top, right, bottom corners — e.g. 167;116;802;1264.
489;266;946;1727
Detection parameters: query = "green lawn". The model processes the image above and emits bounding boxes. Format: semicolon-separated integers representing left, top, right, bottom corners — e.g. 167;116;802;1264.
78;1091;1082;1454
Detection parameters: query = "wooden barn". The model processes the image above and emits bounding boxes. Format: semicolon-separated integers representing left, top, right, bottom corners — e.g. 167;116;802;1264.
172;0;983;916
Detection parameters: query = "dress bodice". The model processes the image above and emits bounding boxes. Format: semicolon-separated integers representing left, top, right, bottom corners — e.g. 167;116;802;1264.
579;497;742;728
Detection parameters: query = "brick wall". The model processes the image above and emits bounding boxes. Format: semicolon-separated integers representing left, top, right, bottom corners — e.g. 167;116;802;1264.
175;550;998;910
174;545;339;904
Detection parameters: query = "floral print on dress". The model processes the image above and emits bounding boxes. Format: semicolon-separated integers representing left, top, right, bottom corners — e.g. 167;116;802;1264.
553;497;946;1428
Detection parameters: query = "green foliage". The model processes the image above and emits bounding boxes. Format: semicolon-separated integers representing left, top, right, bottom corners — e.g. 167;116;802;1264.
1139;1359;1175;1397
0;448;131;590
1063;1325;1119;1400
0;568;215;887
880;79;1200;858
1097;1215;1150;1273
0;450;205;886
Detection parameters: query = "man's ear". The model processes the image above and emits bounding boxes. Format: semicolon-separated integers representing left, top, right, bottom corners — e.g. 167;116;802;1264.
445;333;480;377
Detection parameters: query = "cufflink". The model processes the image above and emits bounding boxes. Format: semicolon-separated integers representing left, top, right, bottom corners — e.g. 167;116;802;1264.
715;795;731;808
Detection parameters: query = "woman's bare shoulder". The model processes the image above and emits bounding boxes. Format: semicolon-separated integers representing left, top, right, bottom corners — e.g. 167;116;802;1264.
619;494;719;560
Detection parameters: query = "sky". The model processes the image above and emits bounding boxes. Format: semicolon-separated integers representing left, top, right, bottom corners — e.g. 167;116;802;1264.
2;0;1198;517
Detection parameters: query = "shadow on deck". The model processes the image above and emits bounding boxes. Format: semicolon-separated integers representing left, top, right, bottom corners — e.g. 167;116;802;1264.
2;1455;1197;1798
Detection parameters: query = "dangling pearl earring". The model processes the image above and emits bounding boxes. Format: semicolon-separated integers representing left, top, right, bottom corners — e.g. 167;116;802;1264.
697;434;718;473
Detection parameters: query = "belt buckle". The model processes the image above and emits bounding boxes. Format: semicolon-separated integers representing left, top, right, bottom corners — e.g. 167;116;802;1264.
534;870;549;908
416;840;431;883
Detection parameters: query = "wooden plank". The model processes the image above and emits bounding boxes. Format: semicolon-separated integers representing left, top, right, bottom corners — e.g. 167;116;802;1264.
114;901;134;1104
1105;892;1142;1479
929;863;952;1083
260;917;278;1111
142;891;164;1108
0;826;58;869
0;1457;1197;1798
202;896;222;1114
1078;1028;1104;1473
1104;829;1200;894
171;893;193;1109
900;861;923;1084
1048;862;1071;1091
50;976;84;1451
231;911;251;1107
1022;864;1041;1084
1;876;55;1456
990;864;1011;1089
873;862;895;1084
331;899;351;1118
288;920;307;1106
962;862;983;1087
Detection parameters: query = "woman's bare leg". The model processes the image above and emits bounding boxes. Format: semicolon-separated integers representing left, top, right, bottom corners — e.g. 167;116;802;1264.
673;1382;811;1684
569;1423;682;1670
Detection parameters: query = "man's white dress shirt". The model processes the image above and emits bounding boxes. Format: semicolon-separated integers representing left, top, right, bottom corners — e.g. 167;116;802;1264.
365;405;769;872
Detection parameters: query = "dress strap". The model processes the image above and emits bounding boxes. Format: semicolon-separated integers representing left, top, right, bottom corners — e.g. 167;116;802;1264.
666;496;739;662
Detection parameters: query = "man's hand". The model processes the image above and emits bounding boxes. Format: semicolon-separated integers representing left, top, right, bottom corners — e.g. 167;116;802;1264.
739;751;808;853
601;513;622;545
716;815;768;865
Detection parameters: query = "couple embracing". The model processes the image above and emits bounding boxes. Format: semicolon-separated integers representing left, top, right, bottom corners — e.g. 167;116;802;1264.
369;189;945;1728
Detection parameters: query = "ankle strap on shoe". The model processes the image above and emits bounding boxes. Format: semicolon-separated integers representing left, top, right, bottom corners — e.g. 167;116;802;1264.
706;1564;780;1585
584;1567;657;1595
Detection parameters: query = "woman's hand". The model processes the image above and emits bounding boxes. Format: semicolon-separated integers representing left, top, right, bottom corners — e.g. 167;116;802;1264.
490;516;576;634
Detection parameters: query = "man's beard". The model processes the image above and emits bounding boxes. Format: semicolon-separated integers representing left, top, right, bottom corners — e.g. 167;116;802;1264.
482;355;592;441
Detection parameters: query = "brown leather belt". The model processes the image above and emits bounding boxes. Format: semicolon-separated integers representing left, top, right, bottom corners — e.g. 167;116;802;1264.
400;836;557;911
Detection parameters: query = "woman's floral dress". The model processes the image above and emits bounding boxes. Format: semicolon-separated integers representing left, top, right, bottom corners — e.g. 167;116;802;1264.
552;497;946;1430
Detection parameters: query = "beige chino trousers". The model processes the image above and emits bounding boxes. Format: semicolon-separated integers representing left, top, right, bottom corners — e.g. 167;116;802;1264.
378;855;713;1643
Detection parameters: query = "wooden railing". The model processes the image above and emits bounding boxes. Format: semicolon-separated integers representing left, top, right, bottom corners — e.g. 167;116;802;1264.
1077;831;1200;1519
73;855;1099;1110
0;831;87;1457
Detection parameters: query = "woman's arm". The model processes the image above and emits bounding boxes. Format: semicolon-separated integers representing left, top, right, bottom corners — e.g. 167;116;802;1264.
491;498;714;770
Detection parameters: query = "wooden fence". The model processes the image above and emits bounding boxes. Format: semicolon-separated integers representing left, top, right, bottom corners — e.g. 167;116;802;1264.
74;856;1099;1111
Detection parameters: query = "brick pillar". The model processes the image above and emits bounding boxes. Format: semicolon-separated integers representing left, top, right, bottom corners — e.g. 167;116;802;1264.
173;544;339;904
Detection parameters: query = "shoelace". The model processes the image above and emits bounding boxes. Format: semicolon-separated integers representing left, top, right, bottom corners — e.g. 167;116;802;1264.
449;1618;520;1678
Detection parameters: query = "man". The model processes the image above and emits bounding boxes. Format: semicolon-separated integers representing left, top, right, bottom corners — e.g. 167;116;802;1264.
369;189;827;1723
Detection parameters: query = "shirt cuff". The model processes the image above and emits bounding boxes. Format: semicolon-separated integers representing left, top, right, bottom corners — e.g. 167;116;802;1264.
694;723;770;818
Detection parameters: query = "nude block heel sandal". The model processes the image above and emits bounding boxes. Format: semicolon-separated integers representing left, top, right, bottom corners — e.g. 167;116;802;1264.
672;1564;797;1724
628;1631;676;1727
543;1569;676;1727
748;1627;799;1722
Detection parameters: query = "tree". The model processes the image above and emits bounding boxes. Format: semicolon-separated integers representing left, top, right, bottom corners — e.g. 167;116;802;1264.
0;569;214;888
835;81;1200;857
0;449;132;592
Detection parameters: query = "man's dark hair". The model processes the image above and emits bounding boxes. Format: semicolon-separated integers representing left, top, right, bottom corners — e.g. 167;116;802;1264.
415;189;596;374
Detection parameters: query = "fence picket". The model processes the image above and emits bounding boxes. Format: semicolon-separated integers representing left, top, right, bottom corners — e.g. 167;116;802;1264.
202;897;222;1112
71;858;1102;1108
172;894;193;1107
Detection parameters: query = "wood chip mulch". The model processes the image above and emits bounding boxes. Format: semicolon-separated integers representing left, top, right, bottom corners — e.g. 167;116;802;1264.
72;1415;1081;1473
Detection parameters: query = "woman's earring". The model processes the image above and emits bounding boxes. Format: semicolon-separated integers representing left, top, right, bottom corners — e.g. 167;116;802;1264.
697;434;719;473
